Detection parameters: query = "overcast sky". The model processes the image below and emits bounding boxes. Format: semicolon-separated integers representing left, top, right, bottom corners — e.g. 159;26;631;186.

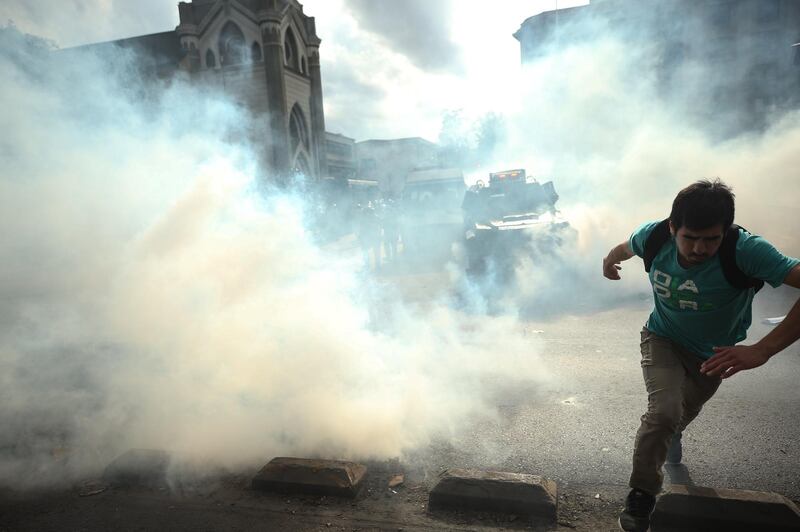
0;0;589;141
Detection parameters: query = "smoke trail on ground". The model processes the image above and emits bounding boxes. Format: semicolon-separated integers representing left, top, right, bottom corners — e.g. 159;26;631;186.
0;26;551;488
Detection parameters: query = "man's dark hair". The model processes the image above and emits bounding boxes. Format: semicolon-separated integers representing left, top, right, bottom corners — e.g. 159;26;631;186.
669;178;735;231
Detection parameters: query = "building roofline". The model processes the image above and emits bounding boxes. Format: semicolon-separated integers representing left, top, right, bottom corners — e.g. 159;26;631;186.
63;30;177;51
356;136;436;145
325;131;355;141
517;5;589;29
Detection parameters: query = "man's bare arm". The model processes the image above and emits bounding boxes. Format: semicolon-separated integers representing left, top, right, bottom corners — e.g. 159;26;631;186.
603;241;636;280
702;264;800;378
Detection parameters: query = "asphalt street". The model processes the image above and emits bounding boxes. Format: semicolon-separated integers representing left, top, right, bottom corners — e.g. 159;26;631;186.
1;267;797;531
404;282;800;501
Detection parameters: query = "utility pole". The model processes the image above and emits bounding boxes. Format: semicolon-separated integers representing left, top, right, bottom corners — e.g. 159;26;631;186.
555;0;560;49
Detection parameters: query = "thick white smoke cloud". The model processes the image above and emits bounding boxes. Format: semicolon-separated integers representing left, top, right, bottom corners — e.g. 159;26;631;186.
0;27;551;488
0;1;178;48
462;34;800;315
4;5;799;490
509;36;800;254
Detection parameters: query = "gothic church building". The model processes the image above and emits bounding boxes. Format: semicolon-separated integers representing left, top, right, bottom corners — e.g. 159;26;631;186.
81;0;327;181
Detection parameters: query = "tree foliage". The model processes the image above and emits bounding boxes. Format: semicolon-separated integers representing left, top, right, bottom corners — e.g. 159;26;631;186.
436;109;506;168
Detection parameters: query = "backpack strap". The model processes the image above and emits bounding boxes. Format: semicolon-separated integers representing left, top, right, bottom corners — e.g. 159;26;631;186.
643;219;671;273
643;220;764;293
718;225;765;293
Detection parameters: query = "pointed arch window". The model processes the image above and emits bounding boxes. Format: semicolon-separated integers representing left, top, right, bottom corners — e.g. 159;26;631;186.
284;26;299;70
300;56;307;74
289;104;309;155
205;49;216;68
251;42;262;62
294;153;311;178
219;22;246;66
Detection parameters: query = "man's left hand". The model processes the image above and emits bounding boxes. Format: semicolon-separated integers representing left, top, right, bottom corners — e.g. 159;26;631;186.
700;344;772;379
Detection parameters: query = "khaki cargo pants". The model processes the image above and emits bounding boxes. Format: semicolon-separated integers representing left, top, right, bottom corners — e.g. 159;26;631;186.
629;328;722;495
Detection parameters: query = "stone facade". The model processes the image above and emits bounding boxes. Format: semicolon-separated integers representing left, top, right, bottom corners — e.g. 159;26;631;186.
324;132;356;180
514;0;800;135
177;0;326;180
74;0;327;181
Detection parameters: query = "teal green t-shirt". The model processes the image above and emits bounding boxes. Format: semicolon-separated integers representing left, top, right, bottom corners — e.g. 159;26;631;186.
629;221;799;359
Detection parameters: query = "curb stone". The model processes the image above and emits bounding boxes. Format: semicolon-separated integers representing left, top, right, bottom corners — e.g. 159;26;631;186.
652;484;800;532
428;468;558;522
251;457;367;498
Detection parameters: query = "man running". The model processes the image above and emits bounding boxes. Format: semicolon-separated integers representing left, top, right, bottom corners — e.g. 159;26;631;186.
602;179;800;532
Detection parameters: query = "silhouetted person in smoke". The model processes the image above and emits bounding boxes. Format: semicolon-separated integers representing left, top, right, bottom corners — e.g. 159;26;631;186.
462;184;489;275
382;198;401;264
461;184;483;230
356;202;381;270
602;179;800;532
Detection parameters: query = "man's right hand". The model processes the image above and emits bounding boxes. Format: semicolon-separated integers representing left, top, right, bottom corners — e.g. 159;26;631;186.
603;256;622;280
603;241;635;280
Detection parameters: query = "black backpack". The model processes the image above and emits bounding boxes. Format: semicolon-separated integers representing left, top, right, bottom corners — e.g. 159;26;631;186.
643;219;764;293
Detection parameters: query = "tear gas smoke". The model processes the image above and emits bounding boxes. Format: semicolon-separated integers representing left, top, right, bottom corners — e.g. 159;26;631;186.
0;26;551;488
456;31;800;316
3;1;800;489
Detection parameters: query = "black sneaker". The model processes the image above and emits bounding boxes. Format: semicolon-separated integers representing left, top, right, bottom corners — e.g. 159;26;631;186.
618;488;656;532
666;432;683;464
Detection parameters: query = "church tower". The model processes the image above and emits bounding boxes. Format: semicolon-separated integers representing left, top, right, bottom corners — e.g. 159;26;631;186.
176;0;326;181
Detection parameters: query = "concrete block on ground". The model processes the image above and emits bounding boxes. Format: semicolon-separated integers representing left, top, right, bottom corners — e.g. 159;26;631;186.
251;457;367;498
652;484;800;532
428;469;557;522
102;449;171;486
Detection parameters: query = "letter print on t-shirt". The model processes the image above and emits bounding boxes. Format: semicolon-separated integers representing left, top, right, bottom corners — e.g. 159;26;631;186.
652;269;709;311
